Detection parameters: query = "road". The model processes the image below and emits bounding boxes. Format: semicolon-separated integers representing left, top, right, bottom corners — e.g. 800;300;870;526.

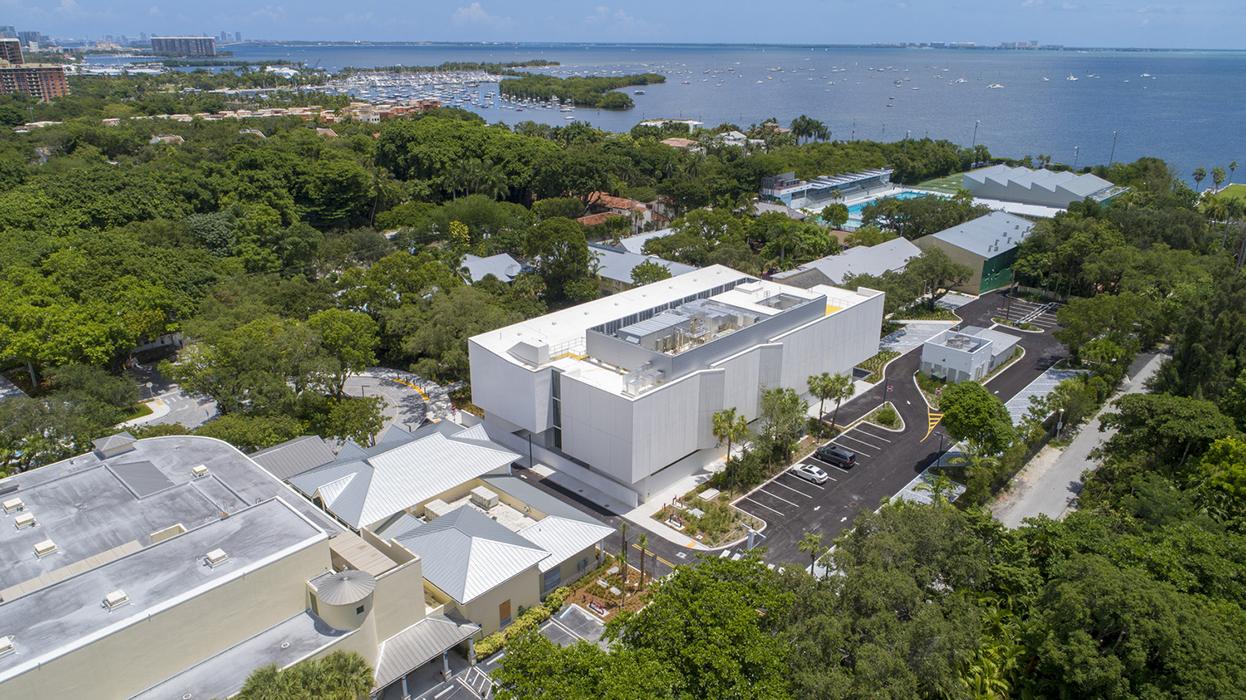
992;350;1165;526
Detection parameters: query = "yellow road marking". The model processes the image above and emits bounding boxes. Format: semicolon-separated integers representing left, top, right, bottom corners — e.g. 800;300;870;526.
389;377;430;402
630;542;676;569
924;412;944;441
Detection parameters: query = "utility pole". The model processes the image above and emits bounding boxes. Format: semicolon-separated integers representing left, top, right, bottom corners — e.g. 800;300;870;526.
970;120;981;166
1108;130;1119;166
1072;145;1080;170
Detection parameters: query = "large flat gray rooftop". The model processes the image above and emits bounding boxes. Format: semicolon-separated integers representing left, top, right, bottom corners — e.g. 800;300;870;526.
0;435;340;592
132;610;352;700
0;497;329;683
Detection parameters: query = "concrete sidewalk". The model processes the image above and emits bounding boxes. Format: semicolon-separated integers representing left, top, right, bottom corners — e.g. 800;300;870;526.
992;352;1166;527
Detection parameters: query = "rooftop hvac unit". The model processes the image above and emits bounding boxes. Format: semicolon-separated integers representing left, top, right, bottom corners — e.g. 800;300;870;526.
470;486;499;510
102;589;130;611
191;464;209;479
0;636;12;658
33;539;57;558
13;512;35;529
204;548;229;568
2;497;23;514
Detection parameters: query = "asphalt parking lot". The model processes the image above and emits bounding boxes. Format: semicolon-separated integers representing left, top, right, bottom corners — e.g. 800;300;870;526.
995;297;1059;330
540;604;607;648
733;421;902;532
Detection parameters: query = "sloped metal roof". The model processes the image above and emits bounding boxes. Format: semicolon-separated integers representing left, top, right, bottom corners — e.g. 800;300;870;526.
462;253;523;283
394;506;548;604
589;245;697;285
774;237;921;285
288;423;519;530
374;612;479;689
927;211;1035;259
249;435;337;481
309;569;377;605
517;516;614;572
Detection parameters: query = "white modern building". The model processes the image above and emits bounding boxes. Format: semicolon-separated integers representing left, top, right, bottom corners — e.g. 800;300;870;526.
469;265;885;505
963;164;1126;209
760;169;894;209
921;325;1021;383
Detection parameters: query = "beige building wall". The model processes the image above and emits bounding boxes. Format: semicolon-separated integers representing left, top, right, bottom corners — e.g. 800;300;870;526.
370;560;427;641
914;237;986;293
449;567;540;636
1;538;332;699
552;544;600;590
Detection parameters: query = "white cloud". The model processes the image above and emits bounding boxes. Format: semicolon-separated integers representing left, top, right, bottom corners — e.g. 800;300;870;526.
452;2;509;28
584;5;641;29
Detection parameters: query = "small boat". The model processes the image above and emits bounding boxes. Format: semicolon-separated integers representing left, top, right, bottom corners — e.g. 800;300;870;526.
954;77;968;84
1066;74;1078;81
988;83;1005;89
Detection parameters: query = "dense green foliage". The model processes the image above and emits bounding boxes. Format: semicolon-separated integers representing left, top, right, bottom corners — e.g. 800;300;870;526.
238;651;372;700
499;73;666;109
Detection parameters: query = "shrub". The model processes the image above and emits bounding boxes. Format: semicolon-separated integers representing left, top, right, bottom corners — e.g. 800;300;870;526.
544;586;572;612
873;404;900;428
474;597;558;659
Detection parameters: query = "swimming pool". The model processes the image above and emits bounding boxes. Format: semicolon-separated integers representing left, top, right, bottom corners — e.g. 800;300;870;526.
845;190;934;226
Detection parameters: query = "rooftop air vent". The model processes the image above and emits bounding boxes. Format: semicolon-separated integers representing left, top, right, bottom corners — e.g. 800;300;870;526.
13;512;35;530
33;539;57;558
0;636;12;658
2;498;23;514
191;465;209;479
102;589;130;611
204;548;229;568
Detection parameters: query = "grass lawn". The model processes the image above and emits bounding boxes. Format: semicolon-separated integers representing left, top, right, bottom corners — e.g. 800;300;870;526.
915;172;965;194
1215;183;1246;204
121;402;153;422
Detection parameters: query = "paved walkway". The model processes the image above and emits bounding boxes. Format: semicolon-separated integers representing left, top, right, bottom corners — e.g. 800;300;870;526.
992;351;1166;527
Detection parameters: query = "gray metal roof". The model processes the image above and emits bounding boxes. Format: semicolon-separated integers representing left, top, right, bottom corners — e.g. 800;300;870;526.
926;211;1035;259
966;164;1114;199
91;431;135;452
394;506;547;604
374;612;479;689
0;375;27;402
287;422;519;531
589;244;697;285
774;238;921;285
309;569;377;605
618;228;675;255
108;460;175;498
0;435;340;592
0;498;328;684
132;611;352;700
462;253;523;283
250;435;338;481
480;475;606;525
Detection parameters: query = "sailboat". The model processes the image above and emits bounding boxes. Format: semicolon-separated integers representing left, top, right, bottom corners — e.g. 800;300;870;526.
1066;74;1078;81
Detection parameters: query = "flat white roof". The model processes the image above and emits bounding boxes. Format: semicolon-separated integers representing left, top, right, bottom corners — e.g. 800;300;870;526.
469;265;756;361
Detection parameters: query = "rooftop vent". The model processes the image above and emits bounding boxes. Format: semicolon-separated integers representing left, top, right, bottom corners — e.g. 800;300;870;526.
204;548;229;568
33;539;57;558
191;464;209;479
102;589;130;611
0;636;12;658
13;512;35;529
2;498;23;514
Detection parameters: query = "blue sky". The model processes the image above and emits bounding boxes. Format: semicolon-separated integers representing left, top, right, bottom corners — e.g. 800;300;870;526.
7;0;1245;49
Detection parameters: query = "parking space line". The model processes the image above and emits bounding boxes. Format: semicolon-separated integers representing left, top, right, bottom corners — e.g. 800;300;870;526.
829;441;874;457
756;488;800;507
853;426;894;443
837;433;884;450
739;497;784;516
768;479;815;498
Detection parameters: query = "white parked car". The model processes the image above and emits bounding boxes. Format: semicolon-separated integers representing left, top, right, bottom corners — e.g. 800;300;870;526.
790;463;829;485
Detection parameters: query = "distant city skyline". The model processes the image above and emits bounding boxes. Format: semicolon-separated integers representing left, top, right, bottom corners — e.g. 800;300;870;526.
5;0;1246;51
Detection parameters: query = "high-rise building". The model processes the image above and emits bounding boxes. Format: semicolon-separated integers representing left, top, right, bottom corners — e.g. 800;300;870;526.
234;31;242;42
0;26;15;39
16;31;45;48
0;61;69;101
150;36;215;57
0;38;21;64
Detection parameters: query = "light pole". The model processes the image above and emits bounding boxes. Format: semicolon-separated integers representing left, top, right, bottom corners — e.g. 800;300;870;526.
1108;130;1119;166
936;432;945;468
970;120;981;164
1072;145;1080;170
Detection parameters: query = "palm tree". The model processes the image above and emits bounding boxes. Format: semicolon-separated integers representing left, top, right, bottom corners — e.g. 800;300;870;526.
1230;160;1239;185
712;407;749;461
636;533;649;586
808;373;834;421
1193;167;1207;191
798;531;824;576
826;373;855;429
1213;166;1227;193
